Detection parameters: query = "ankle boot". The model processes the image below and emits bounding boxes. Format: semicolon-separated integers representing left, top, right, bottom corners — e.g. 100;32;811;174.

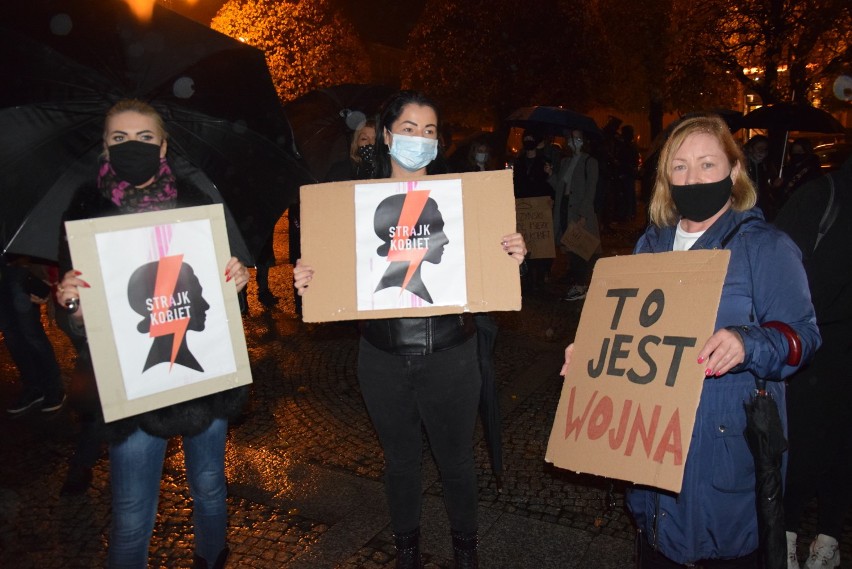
193;546;230;569
451;530;479;569
394;528;422;569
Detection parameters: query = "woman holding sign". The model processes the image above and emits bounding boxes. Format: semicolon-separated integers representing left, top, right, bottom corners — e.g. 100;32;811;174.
561;114;819;568
55;100;250;569
294;90;527;568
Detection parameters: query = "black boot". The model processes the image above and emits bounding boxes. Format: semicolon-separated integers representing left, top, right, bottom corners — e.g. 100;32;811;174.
394;528;422;569
193;546;230;569
452;530;479;569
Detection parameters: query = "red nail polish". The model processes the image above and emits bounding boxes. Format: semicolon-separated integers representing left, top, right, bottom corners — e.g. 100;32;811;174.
697;356;704;363
73;270;82;276
226;275;232;282
705;368;713;376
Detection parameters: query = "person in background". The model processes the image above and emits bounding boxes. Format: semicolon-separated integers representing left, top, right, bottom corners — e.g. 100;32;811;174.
779;138;822;206
550;129;600;301
561;114;819;568
1;255;65;415
513;131;551;199
776;156;852;569
743;134;780;221
254;236;278;308
294;90;527;569
463;141;497;172
325;119;377;182
55;99;250;569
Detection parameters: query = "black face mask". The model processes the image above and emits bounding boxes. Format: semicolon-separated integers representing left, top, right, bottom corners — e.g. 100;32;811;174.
356;143;375;164
108;140;162;186
670;175;733;222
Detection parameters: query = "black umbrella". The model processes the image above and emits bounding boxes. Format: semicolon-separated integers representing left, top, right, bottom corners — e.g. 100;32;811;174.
0;0;313;263
474;313;503;489
283;84;396;182
506;106;602;139
744;380;788;569
741;103;845;134
707;108;744;132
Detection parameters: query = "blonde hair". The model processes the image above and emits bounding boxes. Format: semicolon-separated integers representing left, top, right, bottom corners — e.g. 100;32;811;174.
350;120;376;163
104;99;168;140
648;115;756;227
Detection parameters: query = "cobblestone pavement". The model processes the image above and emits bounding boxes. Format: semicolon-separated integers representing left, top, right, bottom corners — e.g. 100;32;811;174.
1;214;849;568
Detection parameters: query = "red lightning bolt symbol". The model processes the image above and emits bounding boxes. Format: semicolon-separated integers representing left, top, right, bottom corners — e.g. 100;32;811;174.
387;190;431;293
149;254;190;371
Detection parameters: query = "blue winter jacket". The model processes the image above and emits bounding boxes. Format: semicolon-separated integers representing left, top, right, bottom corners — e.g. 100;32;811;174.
625;207;820;564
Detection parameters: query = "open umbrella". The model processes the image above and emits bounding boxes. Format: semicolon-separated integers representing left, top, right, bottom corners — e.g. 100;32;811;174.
0;0;313;263
741;103;845;134
741;102;844;179
283;84;395;182
506;106;602;139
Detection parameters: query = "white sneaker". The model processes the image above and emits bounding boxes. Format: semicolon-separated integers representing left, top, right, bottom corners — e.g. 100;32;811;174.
787;531;800;569
805;534;840;569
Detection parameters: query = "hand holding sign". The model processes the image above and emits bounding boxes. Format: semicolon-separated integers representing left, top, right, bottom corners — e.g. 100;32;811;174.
698;328;746;377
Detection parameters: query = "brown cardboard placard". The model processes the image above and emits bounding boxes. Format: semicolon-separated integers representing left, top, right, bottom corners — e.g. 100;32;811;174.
300;170;522;322
560;220;600;261
516;196;556;259
65;205;252;422
545;250;730;493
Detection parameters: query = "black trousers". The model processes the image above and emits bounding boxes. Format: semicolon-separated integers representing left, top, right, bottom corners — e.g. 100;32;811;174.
357;336;481;534
783;327;852;539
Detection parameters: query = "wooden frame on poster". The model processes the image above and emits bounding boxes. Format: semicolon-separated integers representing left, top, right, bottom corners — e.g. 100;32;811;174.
64;204;252;422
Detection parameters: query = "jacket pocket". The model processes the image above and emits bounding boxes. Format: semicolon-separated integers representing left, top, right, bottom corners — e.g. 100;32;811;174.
710;415;755;493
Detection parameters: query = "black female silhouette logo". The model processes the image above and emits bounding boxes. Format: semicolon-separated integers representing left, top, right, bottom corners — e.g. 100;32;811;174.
373;191;449;304
127;255;210;373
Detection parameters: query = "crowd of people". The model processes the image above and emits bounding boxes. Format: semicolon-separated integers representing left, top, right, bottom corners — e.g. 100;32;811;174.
2;89;849;569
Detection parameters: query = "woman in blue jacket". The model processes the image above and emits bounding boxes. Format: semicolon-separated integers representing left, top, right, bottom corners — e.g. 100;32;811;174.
562;115;820;567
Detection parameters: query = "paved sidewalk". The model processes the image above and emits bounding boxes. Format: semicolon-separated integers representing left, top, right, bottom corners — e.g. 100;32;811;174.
1;216;849;568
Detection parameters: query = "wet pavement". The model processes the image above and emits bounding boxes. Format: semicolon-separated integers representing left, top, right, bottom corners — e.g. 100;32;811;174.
1;214;849;568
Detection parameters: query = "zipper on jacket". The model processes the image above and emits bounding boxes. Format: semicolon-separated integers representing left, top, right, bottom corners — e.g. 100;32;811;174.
651;493;660;552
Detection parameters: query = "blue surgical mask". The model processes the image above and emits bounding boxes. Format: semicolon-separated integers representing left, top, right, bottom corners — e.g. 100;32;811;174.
389;134;438;171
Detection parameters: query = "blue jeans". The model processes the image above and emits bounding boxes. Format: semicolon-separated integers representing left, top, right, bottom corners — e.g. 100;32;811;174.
108;418;228;568
357;336;481;534
0;264;62;397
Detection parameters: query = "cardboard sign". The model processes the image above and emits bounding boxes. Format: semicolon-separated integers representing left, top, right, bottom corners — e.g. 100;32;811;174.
300;170;522;322
560;221;600;261
65;205;252;422
545;250;730;493
516;197;555;259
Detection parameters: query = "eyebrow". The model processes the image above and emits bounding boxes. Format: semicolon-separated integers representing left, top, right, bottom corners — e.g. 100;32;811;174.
672;154;720;160
109;129;156;135
400;120;437;129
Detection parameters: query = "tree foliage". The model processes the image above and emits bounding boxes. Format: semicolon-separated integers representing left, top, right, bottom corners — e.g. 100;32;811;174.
211;0;370;102
669;0;851;105
402;0;606;129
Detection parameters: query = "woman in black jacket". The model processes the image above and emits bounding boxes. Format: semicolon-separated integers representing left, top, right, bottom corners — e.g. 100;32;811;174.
55;99;250;569
294;91;526;568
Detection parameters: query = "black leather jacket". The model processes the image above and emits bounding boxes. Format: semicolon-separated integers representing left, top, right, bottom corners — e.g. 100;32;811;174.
360;314;476;355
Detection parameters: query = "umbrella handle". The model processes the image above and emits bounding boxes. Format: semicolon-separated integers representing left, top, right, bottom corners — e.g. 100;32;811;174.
761;321;802;366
